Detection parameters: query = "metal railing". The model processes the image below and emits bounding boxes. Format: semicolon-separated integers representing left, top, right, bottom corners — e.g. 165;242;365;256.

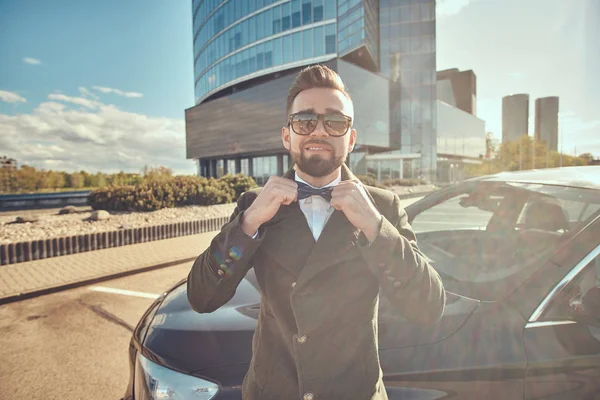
0;191;91;211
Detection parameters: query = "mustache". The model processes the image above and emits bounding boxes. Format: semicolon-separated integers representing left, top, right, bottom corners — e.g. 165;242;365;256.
303;139;332;148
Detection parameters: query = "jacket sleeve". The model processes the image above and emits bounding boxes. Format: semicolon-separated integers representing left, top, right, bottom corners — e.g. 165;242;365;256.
357;193;446;326
187;192;264;313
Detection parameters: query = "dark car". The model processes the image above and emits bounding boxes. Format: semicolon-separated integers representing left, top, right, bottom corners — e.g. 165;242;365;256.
123;166;600;400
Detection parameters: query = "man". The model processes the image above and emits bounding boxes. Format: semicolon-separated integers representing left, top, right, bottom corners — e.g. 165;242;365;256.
187;65;445;400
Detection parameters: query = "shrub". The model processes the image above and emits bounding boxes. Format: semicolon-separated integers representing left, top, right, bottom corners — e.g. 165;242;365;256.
356;174;386;189
218;173;259;198
381;178;427;187
88;174;257;211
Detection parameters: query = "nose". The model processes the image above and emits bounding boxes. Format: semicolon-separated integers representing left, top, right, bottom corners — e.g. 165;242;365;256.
309;116;328;138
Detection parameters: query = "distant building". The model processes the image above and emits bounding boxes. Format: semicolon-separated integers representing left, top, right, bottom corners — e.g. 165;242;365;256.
502;94;529;143
436;68;477;116
535;96;559;151
1;156;17;170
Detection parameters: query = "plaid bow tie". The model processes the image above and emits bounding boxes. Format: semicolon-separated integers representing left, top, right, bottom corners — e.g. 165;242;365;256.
296;181;334;201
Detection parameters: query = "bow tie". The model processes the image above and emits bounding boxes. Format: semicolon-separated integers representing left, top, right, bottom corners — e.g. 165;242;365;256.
296;181;334;201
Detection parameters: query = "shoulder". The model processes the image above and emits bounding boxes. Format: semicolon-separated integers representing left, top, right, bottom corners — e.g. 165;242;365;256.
363;185;397;204
363;184;401;217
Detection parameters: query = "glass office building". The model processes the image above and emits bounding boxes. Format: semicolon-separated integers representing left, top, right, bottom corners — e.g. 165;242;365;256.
187;0;439;182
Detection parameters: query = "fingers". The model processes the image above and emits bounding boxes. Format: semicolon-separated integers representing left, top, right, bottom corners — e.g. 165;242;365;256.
264;176;298;205
331;180;364;210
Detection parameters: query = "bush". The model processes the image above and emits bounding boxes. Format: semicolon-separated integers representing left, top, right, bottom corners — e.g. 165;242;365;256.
356;174;386;189
88;174;257;212
218;173;259;198
381;178;427;187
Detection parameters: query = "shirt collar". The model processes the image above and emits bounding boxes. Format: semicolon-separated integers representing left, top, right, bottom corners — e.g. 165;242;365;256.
295;169;341;189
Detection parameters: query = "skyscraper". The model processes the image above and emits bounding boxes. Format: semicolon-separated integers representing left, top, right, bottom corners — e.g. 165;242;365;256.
186;0;438;182
502;94;529;143
535;96;559;151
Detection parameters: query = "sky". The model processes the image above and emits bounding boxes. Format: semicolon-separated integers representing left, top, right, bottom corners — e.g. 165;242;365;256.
437;0;600;155
0;0;599;176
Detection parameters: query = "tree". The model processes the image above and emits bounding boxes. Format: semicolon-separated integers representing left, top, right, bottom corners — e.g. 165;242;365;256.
579;153;594;165
16;165;38;192
68;172;85;189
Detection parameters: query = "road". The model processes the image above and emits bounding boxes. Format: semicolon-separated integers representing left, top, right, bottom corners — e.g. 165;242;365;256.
0;261;194;400
0;197;422;400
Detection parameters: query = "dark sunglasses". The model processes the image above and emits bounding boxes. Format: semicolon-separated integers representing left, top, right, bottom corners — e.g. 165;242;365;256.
288;112;352;137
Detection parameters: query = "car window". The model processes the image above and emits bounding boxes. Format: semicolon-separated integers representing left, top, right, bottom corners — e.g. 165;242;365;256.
541;247;600;323
411;192;497;233
412;183;600;301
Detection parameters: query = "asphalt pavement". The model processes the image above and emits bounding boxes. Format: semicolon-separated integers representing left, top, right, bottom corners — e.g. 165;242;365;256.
0;262;193;400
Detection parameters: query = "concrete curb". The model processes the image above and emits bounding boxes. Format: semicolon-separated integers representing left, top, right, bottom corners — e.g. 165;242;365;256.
0;256;197;305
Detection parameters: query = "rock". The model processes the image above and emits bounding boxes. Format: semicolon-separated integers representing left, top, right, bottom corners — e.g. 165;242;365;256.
15;215;39;224
90;210;110;221
59;205;78;215
119;224;130;229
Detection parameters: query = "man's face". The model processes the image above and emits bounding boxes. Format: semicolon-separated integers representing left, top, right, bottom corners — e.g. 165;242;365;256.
282;87;357;178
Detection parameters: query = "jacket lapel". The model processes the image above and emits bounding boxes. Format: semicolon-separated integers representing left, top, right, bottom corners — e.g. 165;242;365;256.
257;166;315;276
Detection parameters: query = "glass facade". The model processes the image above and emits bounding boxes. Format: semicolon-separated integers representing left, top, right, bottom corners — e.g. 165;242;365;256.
193;0;338;103
188;0;440;183
337;0;378;64
380;0;437;181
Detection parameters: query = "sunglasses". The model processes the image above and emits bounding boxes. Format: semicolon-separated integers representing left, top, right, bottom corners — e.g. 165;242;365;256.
288;112;352;137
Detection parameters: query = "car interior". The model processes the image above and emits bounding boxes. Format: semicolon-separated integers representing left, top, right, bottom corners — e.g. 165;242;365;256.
412;184;600;301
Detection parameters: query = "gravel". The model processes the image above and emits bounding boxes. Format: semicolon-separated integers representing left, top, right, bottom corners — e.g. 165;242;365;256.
0;184;437;245
1;203;237;245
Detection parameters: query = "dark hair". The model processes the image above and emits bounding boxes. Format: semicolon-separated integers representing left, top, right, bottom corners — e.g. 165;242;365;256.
286;65;352;119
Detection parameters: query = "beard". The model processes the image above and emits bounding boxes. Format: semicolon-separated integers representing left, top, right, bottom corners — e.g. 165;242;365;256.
290;147;346;178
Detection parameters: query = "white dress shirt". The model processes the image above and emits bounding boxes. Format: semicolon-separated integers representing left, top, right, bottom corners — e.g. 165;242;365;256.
295;172;341;241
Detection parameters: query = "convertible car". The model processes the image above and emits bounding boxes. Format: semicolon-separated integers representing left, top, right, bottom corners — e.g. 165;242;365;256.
123;166;600;400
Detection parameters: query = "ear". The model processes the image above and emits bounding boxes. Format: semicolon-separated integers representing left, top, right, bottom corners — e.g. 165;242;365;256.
348;128;357;153
282;126;291;151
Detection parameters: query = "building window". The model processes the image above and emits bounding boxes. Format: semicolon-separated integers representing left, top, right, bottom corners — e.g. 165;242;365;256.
241;159;250;176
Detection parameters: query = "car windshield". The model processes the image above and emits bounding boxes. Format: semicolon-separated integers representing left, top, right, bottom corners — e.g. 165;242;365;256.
410;181;600;301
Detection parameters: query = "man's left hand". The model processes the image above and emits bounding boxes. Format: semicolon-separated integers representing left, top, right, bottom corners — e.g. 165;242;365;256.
330;180;382;243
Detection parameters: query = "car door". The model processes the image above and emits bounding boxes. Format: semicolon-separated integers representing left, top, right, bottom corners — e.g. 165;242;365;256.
523;242;600;399
377;181;531;399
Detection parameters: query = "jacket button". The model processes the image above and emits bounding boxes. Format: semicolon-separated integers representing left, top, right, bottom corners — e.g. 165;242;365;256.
378;262;386;268
394;281;404;288
297;335;307;344
291;282;297;288
217;269;225;277
303;392;314;400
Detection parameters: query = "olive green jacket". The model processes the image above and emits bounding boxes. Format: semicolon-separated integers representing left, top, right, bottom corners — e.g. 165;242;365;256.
187;165;445;400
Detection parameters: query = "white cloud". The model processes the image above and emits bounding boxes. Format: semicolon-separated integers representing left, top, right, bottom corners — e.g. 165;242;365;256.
78;87;99;100
0;91;196;175
48;93;101;109
23;57;41;65
0;90;27;104
92;85;143;98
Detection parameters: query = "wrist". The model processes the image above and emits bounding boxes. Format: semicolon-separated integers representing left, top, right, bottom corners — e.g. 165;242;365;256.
363;214;383;243
241;209;262;237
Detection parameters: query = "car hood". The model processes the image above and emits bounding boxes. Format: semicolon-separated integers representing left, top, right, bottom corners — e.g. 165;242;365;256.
142;274;479;374
143;275;260;373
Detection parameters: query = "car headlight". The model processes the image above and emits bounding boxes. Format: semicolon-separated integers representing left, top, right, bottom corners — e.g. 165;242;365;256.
134;352;219;400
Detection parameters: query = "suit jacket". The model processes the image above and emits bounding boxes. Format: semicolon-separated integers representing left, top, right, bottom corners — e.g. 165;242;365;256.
187;164;446;400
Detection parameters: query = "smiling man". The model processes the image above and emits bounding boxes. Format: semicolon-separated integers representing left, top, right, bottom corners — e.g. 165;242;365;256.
187;65;445;400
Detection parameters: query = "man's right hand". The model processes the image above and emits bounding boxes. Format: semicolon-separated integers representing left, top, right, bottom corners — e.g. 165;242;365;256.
241;176;298;237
